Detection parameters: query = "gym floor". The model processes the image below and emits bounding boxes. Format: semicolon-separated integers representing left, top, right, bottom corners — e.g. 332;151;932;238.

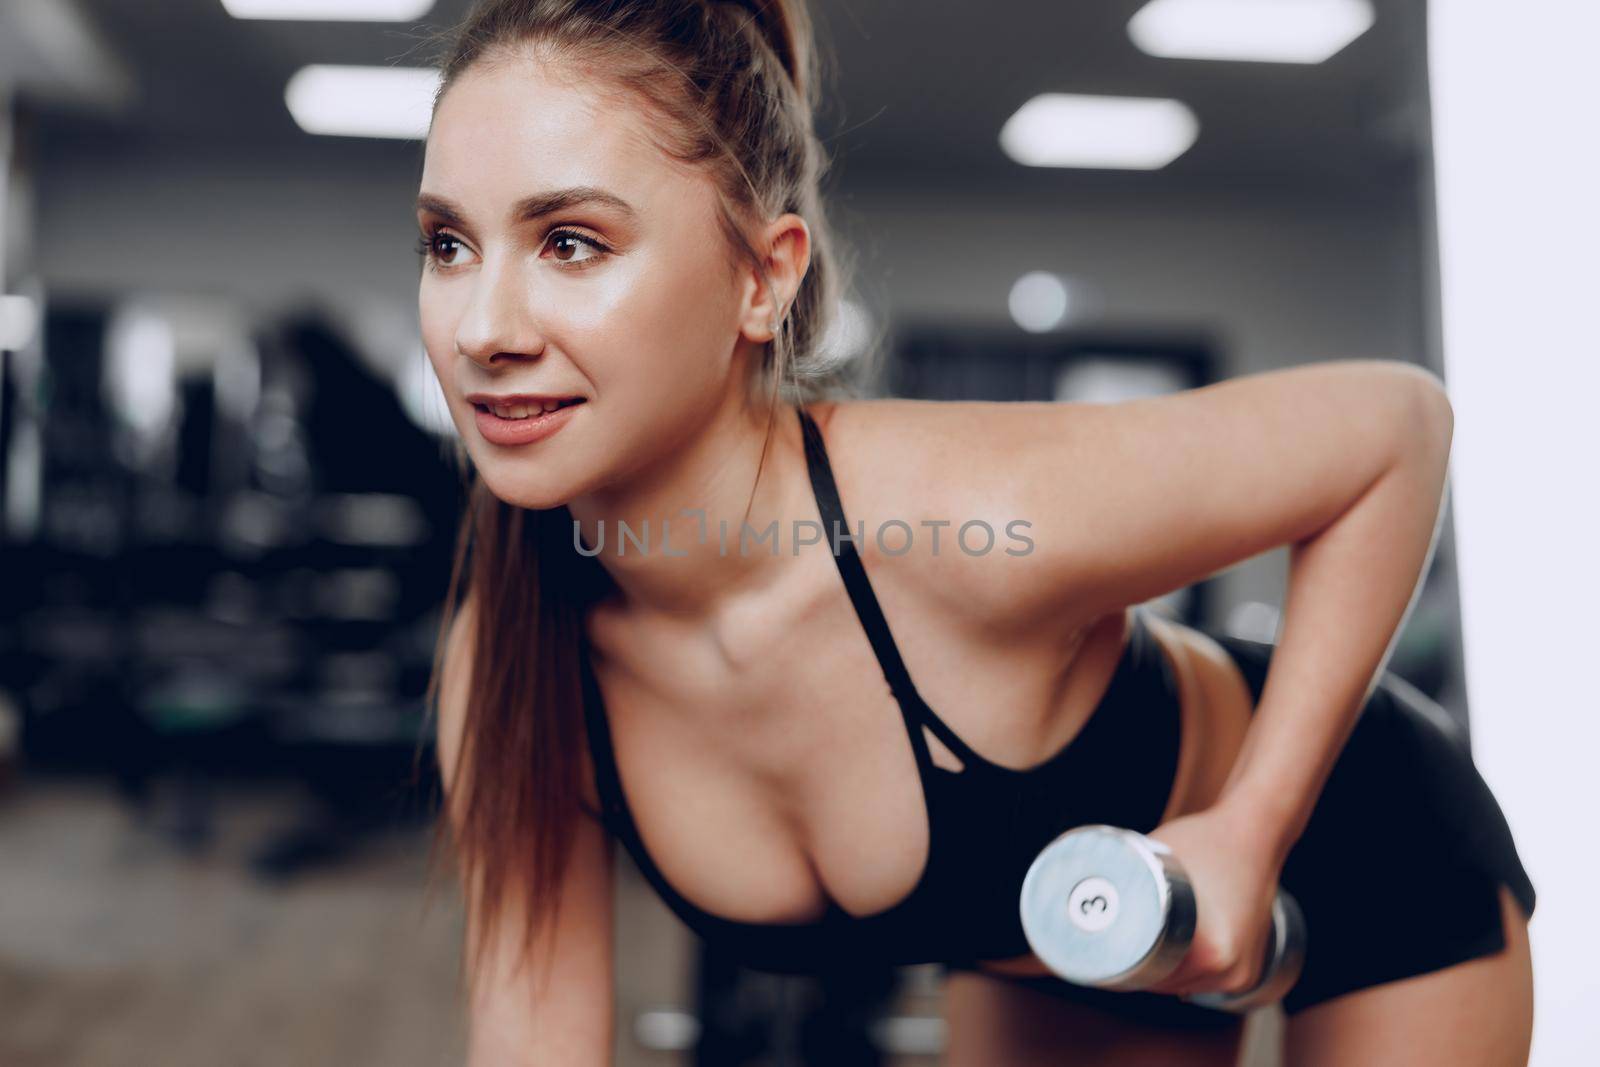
0;779;1279;1066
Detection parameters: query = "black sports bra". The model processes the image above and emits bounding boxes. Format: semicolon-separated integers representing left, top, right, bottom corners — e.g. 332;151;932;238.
578;403;1183;973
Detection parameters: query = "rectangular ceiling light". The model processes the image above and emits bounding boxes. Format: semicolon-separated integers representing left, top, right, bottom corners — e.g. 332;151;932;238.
999;93;1198;170
285;64;441;139
222;0;434;19
1129;0;1375;63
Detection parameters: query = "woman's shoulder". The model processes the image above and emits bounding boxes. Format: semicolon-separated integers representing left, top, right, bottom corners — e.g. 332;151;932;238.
814;394;1093;458
806;397;1098;640
809;395;1069;482
803;396;1002;518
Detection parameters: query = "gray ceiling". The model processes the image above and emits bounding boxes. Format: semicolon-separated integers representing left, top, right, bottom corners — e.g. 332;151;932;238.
24;0;1429;199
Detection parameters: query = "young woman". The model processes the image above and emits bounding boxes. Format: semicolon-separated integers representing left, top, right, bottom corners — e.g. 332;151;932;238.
416;2;1536;1064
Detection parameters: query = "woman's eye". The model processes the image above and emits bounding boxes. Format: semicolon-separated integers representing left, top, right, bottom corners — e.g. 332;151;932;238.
415;230;478;269
414;228;609;271
434;236;459;263
546;229;610;268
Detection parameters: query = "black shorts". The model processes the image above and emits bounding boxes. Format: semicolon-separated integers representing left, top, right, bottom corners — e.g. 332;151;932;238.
946;629;1537;1027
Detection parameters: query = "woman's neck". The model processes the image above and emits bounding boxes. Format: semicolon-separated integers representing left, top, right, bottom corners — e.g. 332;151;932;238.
565;397;822;623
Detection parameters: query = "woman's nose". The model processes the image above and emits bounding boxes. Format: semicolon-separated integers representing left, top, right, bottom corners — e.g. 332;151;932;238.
454;259;545;367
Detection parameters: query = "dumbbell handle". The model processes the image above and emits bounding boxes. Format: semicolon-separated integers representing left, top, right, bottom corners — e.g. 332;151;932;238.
1182;883;1306;1012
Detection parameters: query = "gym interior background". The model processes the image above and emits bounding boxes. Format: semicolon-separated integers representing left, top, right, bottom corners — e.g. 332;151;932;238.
0;1;1589;1065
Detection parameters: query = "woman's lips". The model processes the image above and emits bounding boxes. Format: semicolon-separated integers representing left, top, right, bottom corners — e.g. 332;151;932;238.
471;398;584;446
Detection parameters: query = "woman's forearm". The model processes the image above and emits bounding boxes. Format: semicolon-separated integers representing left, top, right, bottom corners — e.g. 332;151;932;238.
1214;382;1456;864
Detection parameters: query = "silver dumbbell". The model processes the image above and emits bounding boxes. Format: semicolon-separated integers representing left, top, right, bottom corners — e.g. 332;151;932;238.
1018;824;1306;1012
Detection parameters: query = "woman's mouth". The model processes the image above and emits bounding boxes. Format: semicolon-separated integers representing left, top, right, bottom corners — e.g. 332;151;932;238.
471;397;585;446
476;397;584;420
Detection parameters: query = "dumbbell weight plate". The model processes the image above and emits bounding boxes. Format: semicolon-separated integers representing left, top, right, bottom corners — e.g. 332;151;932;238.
1019;824;1197;990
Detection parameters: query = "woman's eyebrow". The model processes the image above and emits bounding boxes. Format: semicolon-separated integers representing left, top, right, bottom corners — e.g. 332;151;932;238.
414;187;639;227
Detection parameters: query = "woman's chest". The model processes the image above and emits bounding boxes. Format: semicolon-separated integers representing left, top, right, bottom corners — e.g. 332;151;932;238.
586;599;1136;936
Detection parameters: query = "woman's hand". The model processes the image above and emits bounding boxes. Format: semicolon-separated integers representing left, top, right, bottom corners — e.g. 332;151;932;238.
1142;803;1287;998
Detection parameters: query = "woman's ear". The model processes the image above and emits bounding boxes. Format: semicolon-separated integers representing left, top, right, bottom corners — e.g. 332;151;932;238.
738;212;811;343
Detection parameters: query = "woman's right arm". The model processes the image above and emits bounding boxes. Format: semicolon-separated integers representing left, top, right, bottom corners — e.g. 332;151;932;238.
436;593;616;1066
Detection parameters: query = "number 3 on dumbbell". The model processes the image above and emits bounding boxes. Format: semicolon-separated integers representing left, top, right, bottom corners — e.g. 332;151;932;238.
1018;824;1307;1012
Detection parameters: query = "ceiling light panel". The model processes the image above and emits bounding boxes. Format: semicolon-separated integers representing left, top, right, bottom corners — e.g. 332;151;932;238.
284;64;441;140
222;0;434;20
999;93;1199;170
1128;0;1375;64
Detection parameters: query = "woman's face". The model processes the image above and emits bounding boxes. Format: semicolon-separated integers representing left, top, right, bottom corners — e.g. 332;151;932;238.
418;56;761;510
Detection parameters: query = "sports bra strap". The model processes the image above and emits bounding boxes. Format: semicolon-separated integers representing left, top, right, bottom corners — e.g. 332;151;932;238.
796;404;929;717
